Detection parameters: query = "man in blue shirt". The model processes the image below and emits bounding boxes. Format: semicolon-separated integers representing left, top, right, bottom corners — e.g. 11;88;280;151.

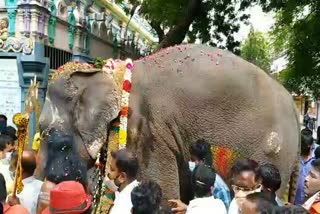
189;140;231;210
294;131;315;205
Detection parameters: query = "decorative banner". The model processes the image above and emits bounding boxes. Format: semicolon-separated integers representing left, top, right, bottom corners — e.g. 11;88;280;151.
0;58;21;127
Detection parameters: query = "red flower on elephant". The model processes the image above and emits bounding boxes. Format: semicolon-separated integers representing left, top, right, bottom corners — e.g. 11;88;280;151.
123;80;131;93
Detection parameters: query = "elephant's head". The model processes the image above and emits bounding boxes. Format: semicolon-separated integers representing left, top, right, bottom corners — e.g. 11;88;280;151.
39;62;123;171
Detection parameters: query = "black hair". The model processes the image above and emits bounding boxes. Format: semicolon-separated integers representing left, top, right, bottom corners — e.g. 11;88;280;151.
189;139;212;165
44;132;87;187
301;128;313;136
256;163;281;193
0;173;7;202
131;180;162;214
315;146;320;159
111;149;139;179
3;126;17;141
311;159;320;172
192;164;216;198
245;192;277;213
230;158;259;179
273;206;309;214
301;133;313;156
0;115;7;133
317;126;320;145
0;134;14;151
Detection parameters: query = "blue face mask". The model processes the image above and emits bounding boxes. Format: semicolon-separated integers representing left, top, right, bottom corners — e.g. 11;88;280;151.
5;152;12;163
189;161;196;172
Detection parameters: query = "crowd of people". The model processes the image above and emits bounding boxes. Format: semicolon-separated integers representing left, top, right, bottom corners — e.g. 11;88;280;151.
0;111;320;214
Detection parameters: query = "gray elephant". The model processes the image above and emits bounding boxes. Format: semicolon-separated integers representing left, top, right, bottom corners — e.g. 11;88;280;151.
39;44;300;204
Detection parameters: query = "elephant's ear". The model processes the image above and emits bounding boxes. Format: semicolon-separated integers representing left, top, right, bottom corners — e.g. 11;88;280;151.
70;70;121;160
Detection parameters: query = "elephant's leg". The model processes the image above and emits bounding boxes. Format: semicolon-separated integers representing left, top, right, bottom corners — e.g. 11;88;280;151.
140;138;181;207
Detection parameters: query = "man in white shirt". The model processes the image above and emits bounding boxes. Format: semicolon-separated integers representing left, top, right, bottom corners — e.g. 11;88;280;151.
9;150;43;214
106;149;139;214
170;163;227;214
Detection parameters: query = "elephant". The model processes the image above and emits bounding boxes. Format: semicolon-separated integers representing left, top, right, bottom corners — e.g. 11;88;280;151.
38;44;300;205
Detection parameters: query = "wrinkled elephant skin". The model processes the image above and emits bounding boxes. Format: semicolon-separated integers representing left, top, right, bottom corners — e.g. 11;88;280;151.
39;44;300;204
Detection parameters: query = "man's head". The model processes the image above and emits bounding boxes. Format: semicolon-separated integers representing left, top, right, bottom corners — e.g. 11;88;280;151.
273;206;309;214
315;146;320;160
230;159;261;206
240;192;276;214
189;139;211;165
301;128;313;137
41;181;91;214
3;126;17;142
301;132;313;157
305;159;320;198
192;164;216;198
109;149;139;191
10;150;37;179
256;163;281;198
131;180;162;214
0;134;15;159
0;114;7;133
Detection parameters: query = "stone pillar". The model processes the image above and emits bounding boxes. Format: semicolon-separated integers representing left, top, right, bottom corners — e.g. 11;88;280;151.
16;8;24;38
30;9;39;40
73;27;84;53
6;0;17;37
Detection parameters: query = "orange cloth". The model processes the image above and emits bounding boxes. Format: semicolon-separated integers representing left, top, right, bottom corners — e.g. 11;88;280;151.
310;202;320;214
3;204;30;214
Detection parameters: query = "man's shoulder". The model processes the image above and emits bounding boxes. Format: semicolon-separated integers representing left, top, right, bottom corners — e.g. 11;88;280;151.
4;204;29;214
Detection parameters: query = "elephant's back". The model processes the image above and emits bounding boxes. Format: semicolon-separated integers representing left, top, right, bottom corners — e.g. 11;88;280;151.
132;44;299;196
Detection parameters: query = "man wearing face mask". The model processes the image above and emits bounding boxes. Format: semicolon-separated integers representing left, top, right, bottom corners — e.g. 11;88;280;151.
303;159;320;213
0;134;15;194
189;140;231;209
106;149;139;214
228;159;261;214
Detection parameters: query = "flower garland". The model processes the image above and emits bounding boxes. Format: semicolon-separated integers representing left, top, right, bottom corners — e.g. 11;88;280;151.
96;58;133;213
102;58;134;149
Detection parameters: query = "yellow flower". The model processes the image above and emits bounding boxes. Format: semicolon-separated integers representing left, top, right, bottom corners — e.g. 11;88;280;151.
118;130;127;146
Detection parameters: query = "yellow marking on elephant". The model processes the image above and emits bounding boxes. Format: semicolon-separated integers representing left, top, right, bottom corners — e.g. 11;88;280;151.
264;131;282;155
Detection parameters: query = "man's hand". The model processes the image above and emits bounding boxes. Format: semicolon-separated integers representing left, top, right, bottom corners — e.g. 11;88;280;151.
7;195;20;206
168;199;187;214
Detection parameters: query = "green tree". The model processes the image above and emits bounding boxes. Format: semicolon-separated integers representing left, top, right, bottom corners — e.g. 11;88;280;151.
262;0;320;98
240;28;271;72
116;0;254;53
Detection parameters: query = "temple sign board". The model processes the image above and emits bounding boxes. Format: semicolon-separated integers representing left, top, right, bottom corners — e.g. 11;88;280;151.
0;58;21;127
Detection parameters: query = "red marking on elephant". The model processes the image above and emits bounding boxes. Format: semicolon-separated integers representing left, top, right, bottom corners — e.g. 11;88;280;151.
217;53;223;57
217;147;228;178
123;80;131;93
211;146;239;180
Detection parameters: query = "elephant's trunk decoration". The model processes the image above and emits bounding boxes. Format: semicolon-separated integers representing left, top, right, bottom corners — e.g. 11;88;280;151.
12;77;40;198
